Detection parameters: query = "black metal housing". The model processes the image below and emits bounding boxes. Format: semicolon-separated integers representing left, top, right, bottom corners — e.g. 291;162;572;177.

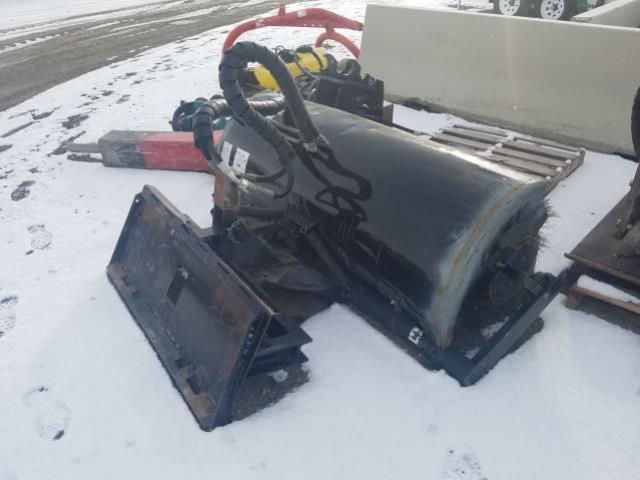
108;91;560;431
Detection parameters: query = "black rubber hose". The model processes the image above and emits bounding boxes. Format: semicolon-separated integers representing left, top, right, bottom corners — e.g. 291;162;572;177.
171;102;191;131
192;96;286;163
219;41;324;148
218;42;330;198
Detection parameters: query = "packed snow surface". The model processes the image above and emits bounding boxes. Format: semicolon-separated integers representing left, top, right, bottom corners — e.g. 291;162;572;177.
1;1;639;479
0;0;166;30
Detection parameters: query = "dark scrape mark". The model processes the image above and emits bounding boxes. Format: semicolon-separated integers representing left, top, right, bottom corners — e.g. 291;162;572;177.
51;131;85;156
8;109;34;119
0;295;17;306
11;180;35;201
0;295;18;337
53;430;65;441
116;95;130;104
26;250;34;255
101;90;114;97
67;153;99;163
29;167;40;174
0;169;14;180
1;121;34;138
32;110;55;120
132;79;143;85
62;114;89;130
125;72;137;77
51;145;66;155
0;145;12;154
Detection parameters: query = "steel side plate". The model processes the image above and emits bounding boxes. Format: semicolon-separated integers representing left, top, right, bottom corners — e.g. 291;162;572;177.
107;185;272;431
567;194;640;287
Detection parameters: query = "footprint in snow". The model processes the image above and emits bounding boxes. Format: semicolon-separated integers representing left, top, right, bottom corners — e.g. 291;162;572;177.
441;442;487;480
10;180;35;201
0;296;18;338
23;386;72;441
27;224;52;250
22;385;54;408
35;402;72;441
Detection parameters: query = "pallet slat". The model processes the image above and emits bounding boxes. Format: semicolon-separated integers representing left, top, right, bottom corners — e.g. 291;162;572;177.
489;154;557;177
452;123;510;137
427;124;584;194
441;127;504;144
503;139;581;160
431;133;490;150
493;146;569;168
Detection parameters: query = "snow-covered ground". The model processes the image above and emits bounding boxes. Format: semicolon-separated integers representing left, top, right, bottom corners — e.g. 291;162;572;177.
0;0;167;30
1;1;640;479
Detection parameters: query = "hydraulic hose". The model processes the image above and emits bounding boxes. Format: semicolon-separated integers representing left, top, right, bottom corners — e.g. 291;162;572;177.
193;96;286;164
220;41;325;149
218;41;328;198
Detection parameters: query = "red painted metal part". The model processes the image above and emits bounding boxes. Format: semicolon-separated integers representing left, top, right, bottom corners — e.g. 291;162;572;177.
314;28;360;59
222;5;363;57
139;131;222;172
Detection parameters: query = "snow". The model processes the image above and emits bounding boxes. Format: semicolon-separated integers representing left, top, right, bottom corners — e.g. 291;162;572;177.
0;0;164;30
1;0;640;479
578;276;640;305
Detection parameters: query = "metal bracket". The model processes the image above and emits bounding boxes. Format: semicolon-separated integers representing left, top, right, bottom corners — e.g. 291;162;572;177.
108;186;310;431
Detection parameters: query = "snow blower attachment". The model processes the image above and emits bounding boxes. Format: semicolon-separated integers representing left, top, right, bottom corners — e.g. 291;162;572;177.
108;41;560;431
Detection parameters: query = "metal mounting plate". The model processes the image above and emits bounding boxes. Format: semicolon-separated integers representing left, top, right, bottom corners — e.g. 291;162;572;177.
108;186;273;431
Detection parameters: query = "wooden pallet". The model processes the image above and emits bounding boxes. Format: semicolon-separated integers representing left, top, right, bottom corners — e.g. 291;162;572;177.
565;282;640;335
427;123;585;193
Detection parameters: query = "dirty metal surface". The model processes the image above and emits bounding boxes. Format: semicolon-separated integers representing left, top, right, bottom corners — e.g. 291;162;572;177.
566;194;640;331
347;271;561;387
428;124;584;193
567;195;640;288
107;186;310;430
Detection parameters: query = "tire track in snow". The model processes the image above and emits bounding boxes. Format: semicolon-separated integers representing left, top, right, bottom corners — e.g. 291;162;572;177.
0;0;295;111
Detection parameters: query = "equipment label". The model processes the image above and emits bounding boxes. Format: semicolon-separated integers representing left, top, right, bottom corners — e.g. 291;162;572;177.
220;141;250;175
408;326;424;345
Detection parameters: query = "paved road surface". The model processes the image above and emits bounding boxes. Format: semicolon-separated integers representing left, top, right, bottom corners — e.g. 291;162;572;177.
0;0;289;111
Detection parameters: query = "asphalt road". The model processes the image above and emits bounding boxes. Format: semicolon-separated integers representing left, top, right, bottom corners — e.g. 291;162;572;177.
0;0;290;111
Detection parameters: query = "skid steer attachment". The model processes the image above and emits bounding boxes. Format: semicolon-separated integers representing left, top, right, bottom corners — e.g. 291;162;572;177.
108;41;561;430
565;87;640;329
108;186;311;430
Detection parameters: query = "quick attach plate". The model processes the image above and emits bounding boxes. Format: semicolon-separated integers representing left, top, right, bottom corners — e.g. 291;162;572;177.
108;186;309;431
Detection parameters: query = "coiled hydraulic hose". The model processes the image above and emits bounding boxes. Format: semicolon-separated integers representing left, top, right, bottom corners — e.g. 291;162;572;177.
193;95;286;164
218;41;328;198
